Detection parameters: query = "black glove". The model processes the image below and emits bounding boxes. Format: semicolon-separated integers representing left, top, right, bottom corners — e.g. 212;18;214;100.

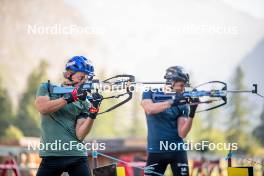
88;92;103;119
171;93;189;106
189;98;199;118
63;85;87;104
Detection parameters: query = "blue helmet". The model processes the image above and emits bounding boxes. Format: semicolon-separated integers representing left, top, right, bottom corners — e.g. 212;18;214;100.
65;56;94;76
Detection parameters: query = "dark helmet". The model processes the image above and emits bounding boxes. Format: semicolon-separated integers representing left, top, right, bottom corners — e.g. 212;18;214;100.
164;66;189;85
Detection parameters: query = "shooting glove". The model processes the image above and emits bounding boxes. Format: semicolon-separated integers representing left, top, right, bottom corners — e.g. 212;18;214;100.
171;93;189;106
63;85;87;104
88;92;103;119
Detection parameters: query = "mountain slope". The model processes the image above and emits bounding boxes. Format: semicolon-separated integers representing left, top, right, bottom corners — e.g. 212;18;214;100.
0;0;101;104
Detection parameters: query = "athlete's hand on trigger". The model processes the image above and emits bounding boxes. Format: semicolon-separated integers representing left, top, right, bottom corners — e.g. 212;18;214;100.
171;93;188;106
87;92;103;119
63;84;87;104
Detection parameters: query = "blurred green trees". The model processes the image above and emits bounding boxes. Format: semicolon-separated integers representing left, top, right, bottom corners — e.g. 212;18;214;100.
0;62;146;140
188;66;263;155
0;61;264;157
225;66;260;154
128;91;146;137
253;103;264;145
87;70;121;138
0;77;17;141
88;71;146;138
4;125;23;141
14;60;48;137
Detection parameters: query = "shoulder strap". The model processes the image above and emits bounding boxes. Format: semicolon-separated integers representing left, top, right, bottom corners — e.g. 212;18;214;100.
47;80;51;97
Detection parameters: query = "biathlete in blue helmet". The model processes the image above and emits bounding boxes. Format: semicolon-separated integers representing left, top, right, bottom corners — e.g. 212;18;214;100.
141;66;199;176
35;56;102;176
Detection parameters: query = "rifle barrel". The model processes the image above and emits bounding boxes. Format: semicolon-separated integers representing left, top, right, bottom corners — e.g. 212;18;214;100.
226;90;253;93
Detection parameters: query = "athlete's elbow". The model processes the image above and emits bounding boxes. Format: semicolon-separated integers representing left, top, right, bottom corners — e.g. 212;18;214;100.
76;134;85;141
36;106;49;115
76;132;85;141
145;108;156;115
144;106;156;115
38;106;54;115
178;131;187;139
76;129;91;141
141;102;156;115
35;101;49;115
179;134;187;139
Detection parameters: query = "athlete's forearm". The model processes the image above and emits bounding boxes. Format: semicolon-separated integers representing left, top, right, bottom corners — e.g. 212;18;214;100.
142;100;171;115
178;118;193;138
76;118;94;141
36;97;67;115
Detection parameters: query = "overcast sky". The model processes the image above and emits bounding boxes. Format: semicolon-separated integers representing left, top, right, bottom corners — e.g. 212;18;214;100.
66;0;264;85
